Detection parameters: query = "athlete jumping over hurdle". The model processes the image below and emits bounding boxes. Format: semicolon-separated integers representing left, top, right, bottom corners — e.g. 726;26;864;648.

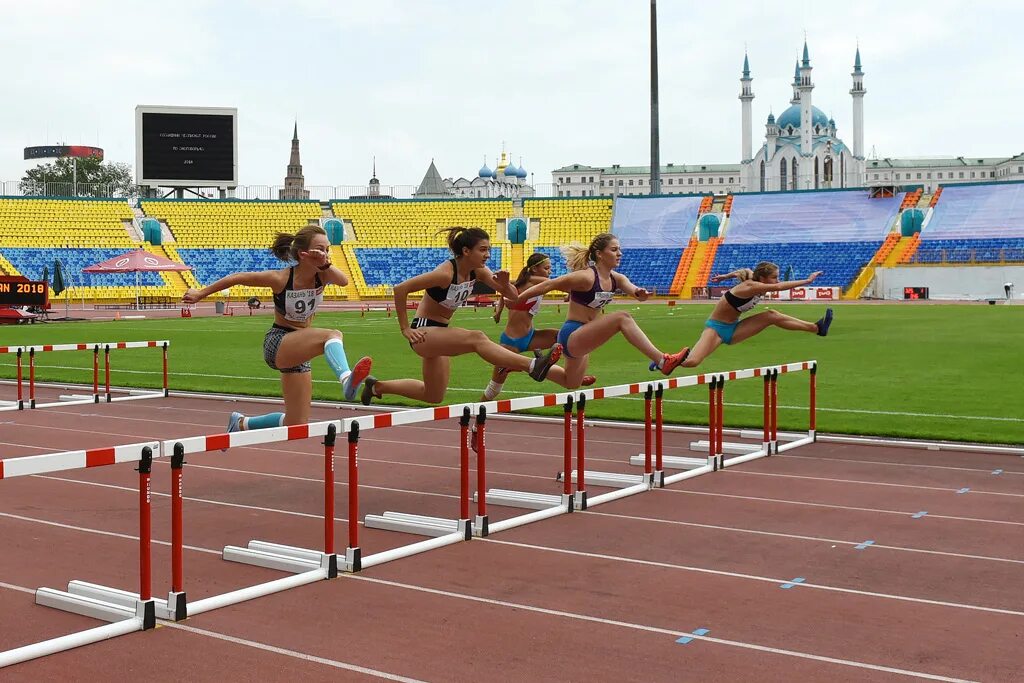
479;252;596;401
361;227;561;406
659;261;833;371
182;225;372;439
512;233;688;388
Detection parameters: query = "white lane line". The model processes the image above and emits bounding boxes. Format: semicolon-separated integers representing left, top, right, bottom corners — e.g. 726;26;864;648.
481;539;1024;617
349;575;977;683
0;511;219;555
779;453;1024;477
0;580;35;595
661;489;1024;526
727;470;1024;498
164;623;428;683
583;510;1024;565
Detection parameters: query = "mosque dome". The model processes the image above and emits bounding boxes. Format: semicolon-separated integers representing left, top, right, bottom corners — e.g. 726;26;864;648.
776;104;829;132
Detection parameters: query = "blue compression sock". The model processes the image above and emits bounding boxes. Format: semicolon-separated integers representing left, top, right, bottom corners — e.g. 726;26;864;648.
246;413;285;430
324;338;351;381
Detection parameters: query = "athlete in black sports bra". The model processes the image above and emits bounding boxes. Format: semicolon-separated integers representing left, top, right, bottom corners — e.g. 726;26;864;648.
666;260;833;371
360;227;562;406
182;225;372;446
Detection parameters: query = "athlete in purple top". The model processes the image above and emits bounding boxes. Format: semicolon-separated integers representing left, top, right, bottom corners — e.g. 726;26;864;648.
513;233;688;388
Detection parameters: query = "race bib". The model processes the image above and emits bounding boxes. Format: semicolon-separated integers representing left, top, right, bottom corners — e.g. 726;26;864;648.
284;287;323;322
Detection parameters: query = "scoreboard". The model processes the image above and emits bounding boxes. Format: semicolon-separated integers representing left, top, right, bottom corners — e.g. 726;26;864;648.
0;279;48;307
903;286;929;300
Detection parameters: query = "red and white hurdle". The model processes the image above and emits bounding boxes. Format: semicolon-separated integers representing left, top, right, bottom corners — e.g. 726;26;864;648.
0;441;160;669
0;340;169;411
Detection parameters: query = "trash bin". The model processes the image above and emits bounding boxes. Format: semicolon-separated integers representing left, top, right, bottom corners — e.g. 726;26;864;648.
215;301;225;314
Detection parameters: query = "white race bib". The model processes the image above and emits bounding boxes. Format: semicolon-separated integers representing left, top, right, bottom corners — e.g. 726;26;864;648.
441;280;475;310
284;286;323;322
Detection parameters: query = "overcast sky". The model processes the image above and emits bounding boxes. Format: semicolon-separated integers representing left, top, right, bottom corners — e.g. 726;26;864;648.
1;0;1021;189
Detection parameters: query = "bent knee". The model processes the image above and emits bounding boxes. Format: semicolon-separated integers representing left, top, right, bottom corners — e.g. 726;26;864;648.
469;330;488;343
326;329;343;341
424;389;447;404
612;311;634;323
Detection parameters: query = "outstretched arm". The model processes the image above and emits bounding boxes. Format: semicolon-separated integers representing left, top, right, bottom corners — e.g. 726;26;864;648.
612;271;650;301
745;271;824;294
709;268;754;283
182;270;282;304
515;270;589;304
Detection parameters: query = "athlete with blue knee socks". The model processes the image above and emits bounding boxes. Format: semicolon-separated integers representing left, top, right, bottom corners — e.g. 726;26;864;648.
659;261;833;371
182;225;372;444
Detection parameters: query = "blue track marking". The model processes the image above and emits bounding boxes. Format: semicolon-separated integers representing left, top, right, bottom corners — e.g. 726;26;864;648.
780;577;805;589
912;511;928;519
855;540;874;550
992;469;1003;475
956;487;970;494
676;628;710;645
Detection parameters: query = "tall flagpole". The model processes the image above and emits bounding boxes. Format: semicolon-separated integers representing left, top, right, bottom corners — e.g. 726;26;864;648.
649;0;661;196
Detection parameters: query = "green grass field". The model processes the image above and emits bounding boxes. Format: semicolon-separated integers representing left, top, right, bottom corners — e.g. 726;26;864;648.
3;303;1022;445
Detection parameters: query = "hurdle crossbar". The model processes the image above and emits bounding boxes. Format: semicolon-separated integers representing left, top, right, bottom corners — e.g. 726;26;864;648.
0;440;159;669
160;419;341;621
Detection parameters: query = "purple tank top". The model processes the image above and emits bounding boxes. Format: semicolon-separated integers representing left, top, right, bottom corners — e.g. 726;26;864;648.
570;266;618;309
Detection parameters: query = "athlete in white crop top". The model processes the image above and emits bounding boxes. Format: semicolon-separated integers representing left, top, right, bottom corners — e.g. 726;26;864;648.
359;227;563;407
663;260;833;372
182;225;372;445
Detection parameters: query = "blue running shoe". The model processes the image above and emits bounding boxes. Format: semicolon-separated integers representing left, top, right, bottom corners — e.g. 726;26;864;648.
816;308;834;337
223;411;244;452
342;356;373;401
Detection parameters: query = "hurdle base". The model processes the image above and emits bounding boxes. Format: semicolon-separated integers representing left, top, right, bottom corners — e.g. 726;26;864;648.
574;489;588;510
36;585;154;627
630;454;707;470
364;511;470;539
475;488;563;511
224;540;337;576
343;546;362;573
690;440;763;455
165;591;187;621
557;469;645;489
473;514;489;537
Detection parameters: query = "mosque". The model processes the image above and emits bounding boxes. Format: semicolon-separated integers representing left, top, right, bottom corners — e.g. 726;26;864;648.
554;42;1024;197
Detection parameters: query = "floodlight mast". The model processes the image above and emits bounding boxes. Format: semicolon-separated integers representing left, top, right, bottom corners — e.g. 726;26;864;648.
650;0;661;196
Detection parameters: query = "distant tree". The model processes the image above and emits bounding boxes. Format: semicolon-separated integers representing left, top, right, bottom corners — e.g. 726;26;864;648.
20;156;136;198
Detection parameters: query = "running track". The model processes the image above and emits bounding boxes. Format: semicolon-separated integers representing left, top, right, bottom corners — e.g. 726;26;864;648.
1;392;1022;682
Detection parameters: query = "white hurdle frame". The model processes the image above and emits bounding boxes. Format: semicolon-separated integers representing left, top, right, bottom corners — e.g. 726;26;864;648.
0;440;160;669
0;341;170;411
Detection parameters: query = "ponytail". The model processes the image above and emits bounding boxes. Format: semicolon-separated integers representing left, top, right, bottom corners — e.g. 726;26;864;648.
514;252;550;288
560;232;616;272
270;224;328;263
437;226;490;258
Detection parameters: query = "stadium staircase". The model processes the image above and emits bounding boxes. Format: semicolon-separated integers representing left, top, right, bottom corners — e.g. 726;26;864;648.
678;238;719;299
843;232;901;300
329;245;359;300
510;243;525;279
893;233;922;264
668;238;698;296
0;252;17;276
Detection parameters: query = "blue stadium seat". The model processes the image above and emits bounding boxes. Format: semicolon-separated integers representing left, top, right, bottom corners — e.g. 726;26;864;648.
1;248;164;287
354;248;503;286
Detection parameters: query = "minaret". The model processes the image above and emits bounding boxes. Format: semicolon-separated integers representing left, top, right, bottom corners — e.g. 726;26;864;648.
739;52;754;163
850;46;866;161
790;60;801;106
368;157;380;197
765;112;779;161
797;40;815;187
279;121;309;200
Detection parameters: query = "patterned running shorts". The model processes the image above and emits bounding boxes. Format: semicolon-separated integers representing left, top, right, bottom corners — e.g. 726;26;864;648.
263;325;311;374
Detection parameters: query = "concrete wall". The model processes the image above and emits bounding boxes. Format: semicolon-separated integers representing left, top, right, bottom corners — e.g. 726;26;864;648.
870;265;1024;300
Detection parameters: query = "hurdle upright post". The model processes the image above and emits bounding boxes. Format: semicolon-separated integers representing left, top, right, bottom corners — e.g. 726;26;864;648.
653;383;665;487
716;375;725;468
104;344;111;403
344;423;361;572
28;348;35;409
136;446;153;602
562;395;574;512
92;345;100;403
323;423;337;558
707;375;717;470
167;442;187;620
474;406;489;537
643;385;653;481
770;368;779;454
16;348;23;410
809;362;817;441
763;371;771;454
459;407;472;539
162;341;169;397
575;393;587;511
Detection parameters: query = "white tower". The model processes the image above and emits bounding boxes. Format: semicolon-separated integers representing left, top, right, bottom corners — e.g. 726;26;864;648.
797;40;815;188
739;53;755;187
790;61;801;106
850;46;866;186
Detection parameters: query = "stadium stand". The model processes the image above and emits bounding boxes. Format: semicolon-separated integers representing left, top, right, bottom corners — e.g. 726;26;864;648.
710;189;905;289
910;183;1024;264
607;196;704;292
524;197;613;247
0;197;181;300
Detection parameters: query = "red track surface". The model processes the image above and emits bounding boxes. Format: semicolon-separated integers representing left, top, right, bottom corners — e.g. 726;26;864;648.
2;393;1022;681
